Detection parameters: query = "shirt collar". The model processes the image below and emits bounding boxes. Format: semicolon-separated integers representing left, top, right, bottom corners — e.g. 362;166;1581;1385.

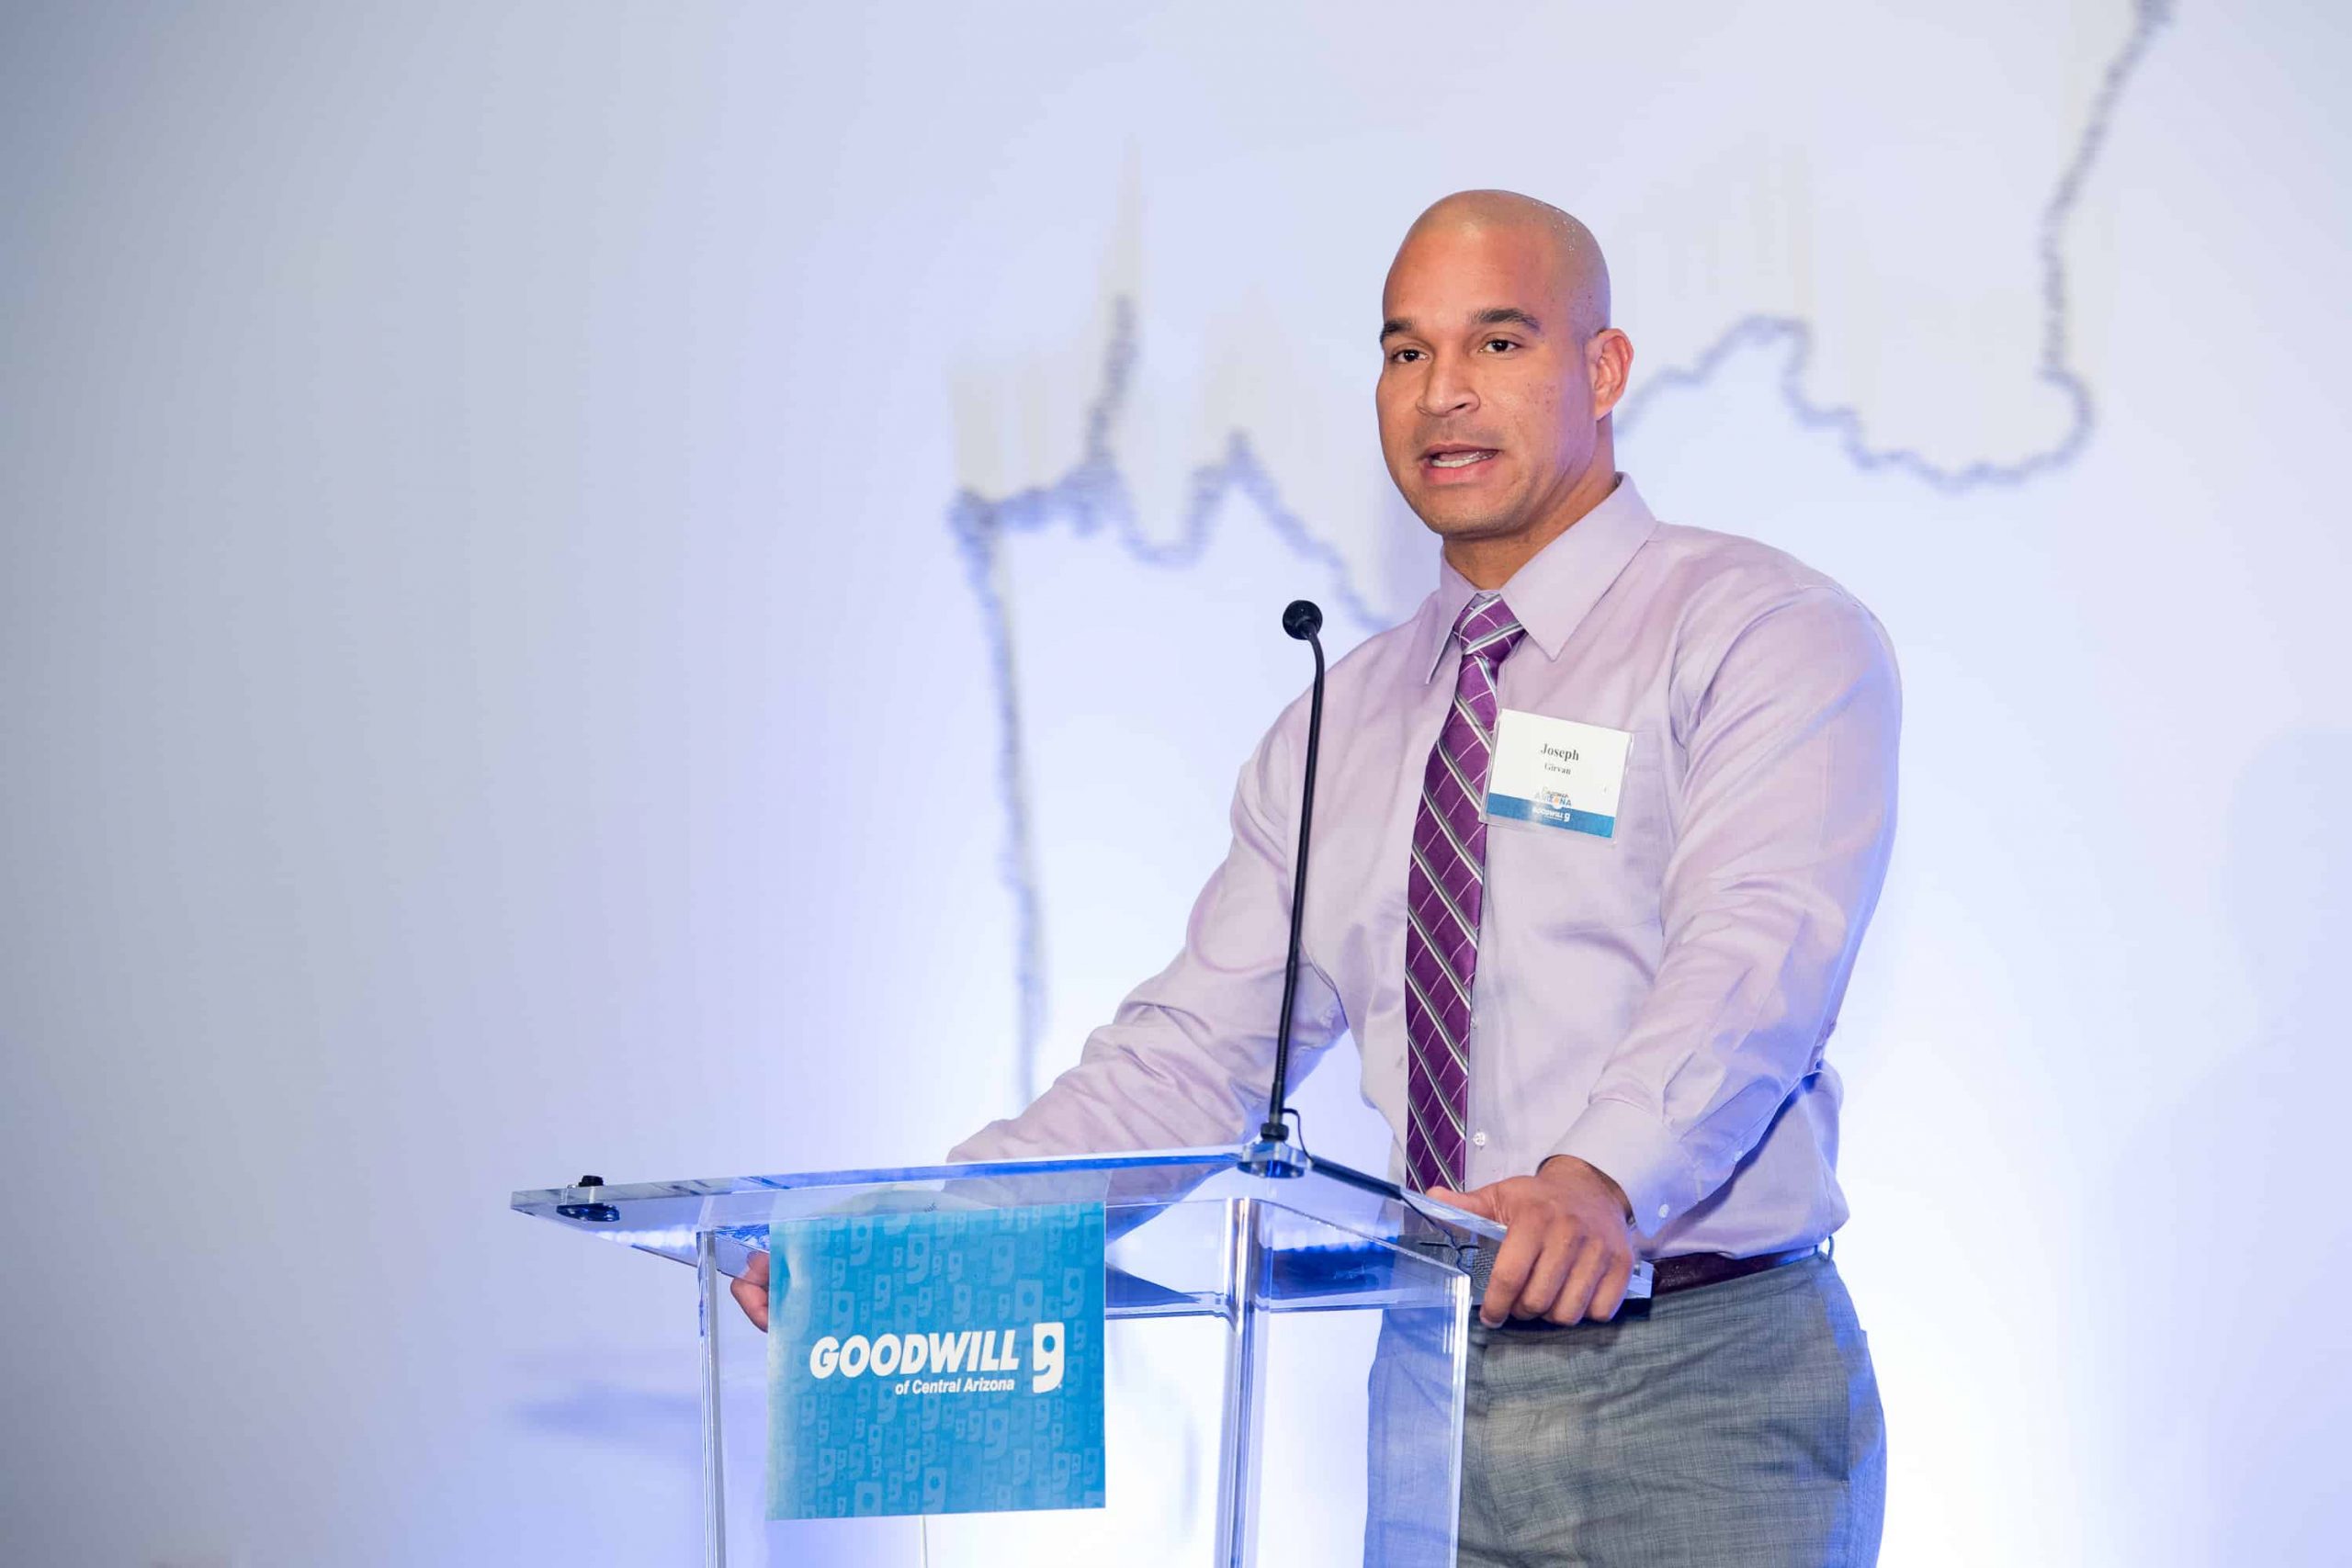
1416;473;1660;682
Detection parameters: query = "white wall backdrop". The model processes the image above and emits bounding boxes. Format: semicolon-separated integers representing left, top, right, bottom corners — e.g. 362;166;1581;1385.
4;1;2348;1562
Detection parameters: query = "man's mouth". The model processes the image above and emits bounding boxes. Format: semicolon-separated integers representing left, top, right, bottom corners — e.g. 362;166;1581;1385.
1422;446;1499;471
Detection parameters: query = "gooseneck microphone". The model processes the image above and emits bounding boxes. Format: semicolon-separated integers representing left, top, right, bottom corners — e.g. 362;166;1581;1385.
1257;598;1327;1151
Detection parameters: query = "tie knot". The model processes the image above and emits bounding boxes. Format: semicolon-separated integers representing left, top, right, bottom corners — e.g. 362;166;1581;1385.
1453;593;1525;666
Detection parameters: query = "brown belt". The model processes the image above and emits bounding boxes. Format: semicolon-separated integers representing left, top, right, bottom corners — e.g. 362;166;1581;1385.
1649;1244;1821;1296
1470;1243;1822;1327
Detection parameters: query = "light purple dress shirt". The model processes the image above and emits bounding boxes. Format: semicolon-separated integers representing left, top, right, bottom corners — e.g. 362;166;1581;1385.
951;476;1900;1258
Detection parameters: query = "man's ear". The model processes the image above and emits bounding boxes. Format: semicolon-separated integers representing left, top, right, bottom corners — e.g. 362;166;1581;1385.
1588;328;1634;422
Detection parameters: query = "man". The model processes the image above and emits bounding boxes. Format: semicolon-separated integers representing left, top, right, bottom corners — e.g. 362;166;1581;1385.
741;188;1895;1564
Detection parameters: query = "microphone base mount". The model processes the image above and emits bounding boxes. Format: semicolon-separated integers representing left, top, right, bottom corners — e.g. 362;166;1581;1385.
1235;1137;1313;1179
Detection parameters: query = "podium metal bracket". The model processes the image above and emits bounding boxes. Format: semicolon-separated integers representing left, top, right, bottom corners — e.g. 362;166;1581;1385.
1233;1137;1313;1179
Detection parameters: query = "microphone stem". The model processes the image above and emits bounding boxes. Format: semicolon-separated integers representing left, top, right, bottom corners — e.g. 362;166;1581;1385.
1261;630;1325;1141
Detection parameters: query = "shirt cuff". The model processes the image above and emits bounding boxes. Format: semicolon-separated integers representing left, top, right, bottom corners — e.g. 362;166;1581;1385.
1544;1099;1692;1240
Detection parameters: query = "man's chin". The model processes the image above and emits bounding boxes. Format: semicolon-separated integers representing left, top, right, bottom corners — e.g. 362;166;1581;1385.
1404;494;1522;541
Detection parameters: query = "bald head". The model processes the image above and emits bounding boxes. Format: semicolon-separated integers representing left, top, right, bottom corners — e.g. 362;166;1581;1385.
1374;189;1634;587
1394;190;1611;342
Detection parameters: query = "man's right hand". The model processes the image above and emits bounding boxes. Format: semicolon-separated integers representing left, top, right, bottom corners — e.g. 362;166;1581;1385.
1430;1156;1636;1327
729;1247;771;1332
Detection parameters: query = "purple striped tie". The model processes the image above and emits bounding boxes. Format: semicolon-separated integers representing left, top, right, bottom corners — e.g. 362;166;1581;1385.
1405;593;1526;1192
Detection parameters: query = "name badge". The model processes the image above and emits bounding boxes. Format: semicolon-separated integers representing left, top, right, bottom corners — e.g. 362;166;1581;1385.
1485;710;1634;839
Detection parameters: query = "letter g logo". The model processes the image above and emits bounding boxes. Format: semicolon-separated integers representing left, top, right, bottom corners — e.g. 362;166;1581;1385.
1031;1321;1065;1394
808;1336;842;1379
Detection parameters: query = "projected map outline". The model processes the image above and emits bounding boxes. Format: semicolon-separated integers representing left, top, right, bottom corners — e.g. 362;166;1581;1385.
952;0;2172;1102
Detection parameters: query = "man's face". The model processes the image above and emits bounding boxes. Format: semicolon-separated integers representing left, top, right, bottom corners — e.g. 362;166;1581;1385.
1376;222;1605;547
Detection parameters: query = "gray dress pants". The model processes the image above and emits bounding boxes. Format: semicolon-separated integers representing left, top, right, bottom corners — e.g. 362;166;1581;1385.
1368;1253;1885;1567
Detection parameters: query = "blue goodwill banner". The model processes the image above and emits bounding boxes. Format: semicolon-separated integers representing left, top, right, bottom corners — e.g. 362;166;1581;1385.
765;1201;1108;1519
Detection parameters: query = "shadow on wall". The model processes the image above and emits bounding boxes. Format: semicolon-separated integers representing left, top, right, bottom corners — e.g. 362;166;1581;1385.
513;1358;705;1468
2128;729;2352;1559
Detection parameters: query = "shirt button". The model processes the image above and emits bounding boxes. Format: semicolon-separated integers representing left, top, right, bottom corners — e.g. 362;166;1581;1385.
1657;1204;1670;1220
1471;1132;1488;1149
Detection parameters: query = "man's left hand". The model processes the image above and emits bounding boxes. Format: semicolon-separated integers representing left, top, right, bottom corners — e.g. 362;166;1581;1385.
1430;1156;1636;1328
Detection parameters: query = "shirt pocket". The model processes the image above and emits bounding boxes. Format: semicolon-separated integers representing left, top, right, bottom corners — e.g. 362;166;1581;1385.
1487;748;1672;933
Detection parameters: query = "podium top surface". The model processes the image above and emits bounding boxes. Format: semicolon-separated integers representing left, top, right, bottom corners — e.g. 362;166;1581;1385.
512;1144;1502;1276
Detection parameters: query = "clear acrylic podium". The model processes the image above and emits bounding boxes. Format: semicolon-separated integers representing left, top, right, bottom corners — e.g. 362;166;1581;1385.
513;1145;1501;1566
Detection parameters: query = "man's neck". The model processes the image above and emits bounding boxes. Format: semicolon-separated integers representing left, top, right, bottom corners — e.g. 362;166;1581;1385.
1442;462;1621;590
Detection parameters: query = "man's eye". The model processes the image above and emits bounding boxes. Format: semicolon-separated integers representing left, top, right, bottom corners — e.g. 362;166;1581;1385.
1483;338;1517;354
1388;347;1423;365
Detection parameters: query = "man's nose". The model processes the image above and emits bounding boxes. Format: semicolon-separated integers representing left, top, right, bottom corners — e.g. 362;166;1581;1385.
1417;353;1478;418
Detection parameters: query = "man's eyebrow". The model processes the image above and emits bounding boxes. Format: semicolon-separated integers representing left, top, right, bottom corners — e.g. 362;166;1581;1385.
1378;307;1544;342
1476;306;1544;333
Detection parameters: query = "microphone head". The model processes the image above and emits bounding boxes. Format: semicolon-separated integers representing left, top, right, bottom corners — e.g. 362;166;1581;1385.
1282;599;1324;640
